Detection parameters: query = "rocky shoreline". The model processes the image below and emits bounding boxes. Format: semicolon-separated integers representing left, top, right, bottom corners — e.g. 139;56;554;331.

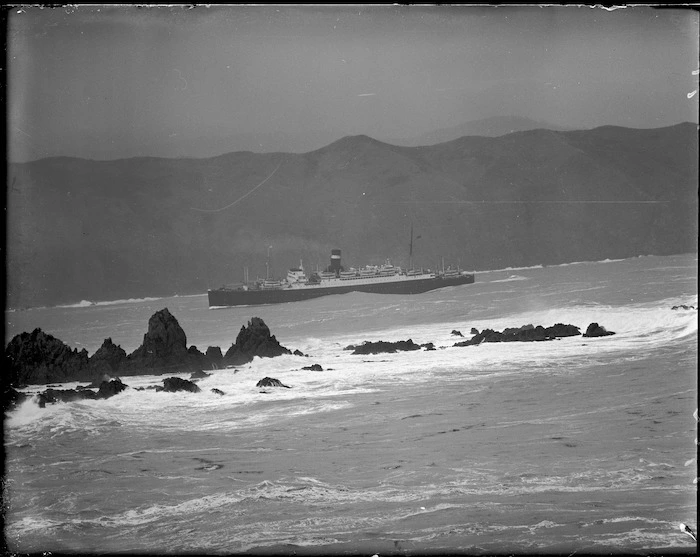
5;310;301;387
4;308;621;413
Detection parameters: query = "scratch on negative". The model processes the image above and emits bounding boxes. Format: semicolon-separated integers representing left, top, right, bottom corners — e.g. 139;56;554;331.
190;162;283;213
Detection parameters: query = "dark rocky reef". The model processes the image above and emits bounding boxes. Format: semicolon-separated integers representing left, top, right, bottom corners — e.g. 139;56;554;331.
302;364;323;371
158;377;201;393
345;339;423;355
123;308;210;375
672;304;696;310
89;338;127;374
205;346;224;368
256;377;291;389
223;317;292;365
582;323;616;337
451;330;464;337
4;310;298;387
454;323;581;346
96;378;128;398
36;379;128;407
4;328;93;386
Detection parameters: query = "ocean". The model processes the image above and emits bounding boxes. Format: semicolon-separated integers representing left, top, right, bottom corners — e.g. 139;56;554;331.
3;253;698;555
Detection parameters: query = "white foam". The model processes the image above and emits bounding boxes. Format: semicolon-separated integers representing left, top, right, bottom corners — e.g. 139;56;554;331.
5;397;47;427
489;275;530;283
57;300;96;308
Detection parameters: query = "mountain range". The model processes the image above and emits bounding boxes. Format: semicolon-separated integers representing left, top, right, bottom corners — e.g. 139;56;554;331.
6;123;698;308
386;116;575;146
12;116;570;162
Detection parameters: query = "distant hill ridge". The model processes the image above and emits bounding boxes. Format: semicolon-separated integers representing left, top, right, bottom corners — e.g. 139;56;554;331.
387;115;577;146
7;123;698;308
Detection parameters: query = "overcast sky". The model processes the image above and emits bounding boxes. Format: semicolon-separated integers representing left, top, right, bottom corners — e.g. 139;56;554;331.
7;4;699;161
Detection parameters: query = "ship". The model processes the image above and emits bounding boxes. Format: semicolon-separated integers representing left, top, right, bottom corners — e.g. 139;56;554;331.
207;248;475;308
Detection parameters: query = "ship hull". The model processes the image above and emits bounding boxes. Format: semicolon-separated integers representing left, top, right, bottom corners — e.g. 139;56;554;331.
208;274;475;307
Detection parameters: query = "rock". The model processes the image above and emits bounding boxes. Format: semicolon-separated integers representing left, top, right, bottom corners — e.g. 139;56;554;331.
470;328;479;335
582;323;615;337
88;338;127;374
96;378;128;399
455;323;582;346
547;323;582;338
3;386;29;413
211;388;225;396
35;378;128;407
187;345;211;369
161;377;201;393
293;349;307;357
672;304;696;310
126;308;191;373
302;364;323;371
422;342;436;351
223;318;292;366
4;328;94;386
256;377;291;388
347;339;422;355
37;387;98;407
104;309;219;376
3;312;290;386
451;330;464;337
190;370;211;380
205;346;223;368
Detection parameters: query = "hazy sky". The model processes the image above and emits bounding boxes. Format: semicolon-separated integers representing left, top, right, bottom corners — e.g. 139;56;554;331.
7;4;699;161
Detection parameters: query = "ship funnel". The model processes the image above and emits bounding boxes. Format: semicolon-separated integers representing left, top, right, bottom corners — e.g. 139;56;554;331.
330;249;342;274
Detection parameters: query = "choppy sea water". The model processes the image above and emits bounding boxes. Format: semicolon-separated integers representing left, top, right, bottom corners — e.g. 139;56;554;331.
4;253;698;554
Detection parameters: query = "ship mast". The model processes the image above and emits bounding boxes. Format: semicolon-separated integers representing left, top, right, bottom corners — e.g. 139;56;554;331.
266;245;272;280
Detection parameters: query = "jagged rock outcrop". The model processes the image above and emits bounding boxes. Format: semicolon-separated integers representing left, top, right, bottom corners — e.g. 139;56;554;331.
302;364;323;371
671;304;696;310
159;377;201;393
256;377;291;389
454;323;581;346
205;346;224;368
211;388;225;396
88;338;127;374
4;311;293;386
582;323;616;337
223;317;291;365
4;328;95;386
187;345;212;369
346;339;423;355
451;330;463;337
37;388;97;407
96;378;128;398
422;342;436;351
125;308;191;373
36;379;128;407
